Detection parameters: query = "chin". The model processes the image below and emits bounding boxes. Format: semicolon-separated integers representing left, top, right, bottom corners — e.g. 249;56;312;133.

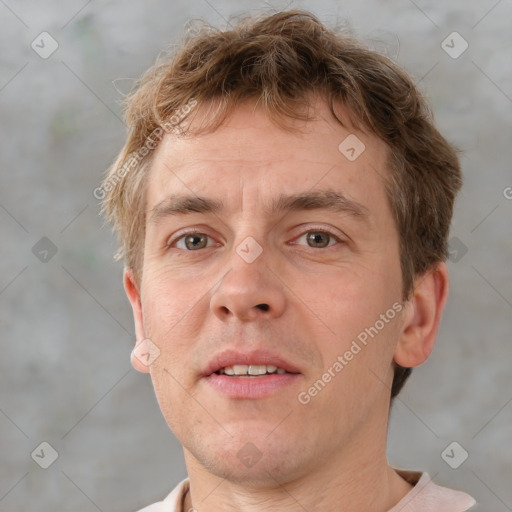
185;431;309;487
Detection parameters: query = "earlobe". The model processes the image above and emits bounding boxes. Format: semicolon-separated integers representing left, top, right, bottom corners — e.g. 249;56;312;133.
123;267;150;374
394;262;450;368
131;339;152;374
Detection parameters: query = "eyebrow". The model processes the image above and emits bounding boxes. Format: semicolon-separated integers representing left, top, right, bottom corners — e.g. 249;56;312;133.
148;189;370;225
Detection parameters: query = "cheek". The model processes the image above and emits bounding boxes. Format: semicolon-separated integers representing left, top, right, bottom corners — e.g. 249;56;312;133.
141;266;206;335
142;279;203;432
140;276;206;408
315;266;389;331
311;259;403;374
148;365;188;440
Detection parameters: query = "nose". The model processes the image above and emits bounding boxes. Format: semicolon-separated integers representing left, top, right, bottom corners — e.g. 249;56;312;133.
210;243;286;323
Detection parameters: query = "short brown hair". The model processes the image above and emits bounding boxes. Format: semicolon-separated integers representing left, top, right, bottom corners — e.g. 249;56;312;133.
100;9;462;398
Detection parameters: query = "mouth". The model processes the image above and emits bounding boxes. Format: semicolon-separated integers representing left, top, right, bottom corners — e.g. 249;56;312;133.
203;349;302;399
215;364;293;377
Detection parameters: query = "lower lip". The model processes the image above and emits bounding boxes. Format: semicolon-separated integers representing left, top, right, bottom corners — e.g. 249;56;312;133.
204;373;301;399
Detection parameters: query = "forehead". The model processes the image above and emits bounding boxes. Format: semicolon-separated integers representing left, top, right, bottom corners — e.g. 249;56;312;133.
144;97;390;217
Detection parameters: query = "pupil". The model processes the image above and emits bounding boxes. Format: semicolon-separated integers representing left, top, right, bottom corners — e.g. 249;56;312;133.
308;232;328;248
186;234;206;250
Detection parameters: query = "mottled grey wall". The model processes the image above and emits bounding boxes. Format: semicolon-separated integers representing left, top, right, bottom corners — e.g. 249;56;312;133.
1;1;511;511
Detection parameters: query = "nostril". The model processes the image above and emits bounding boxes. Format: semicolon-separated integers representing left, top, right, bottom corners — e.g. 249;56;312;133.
256;304;269;311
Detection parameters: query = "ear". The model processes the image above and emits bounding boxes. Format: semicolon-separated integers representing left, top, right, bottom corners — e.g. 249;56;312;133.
123;267;150;374
394;262;450;368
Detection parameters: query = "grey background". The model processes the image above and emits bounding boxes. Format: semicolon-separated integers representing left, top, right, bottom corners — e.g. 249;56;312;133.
1;0;511;510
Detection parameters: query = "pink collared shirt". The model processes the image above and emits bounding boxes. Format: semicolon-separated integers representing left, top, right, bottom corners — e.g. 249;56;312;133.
136;470;476;511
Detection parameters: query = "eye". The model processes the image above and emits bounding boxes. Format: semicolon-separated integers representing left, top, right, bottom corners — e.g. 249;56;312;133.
168;228;343;252
171;231;215;251
295;230;341;249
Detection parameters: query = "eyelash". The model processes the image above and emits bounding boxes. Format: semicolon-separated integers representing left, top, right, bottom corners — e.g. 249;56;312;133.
166;227;345;251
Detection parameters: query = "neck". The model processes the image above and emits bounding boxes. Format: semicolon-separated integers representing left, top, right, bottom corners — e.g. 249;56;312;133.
182;414;412;512
183;461;411;512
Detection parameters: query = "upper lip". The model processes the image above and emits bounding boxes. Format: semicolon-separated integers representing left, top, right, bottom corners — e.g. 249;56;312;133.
202;349;302;376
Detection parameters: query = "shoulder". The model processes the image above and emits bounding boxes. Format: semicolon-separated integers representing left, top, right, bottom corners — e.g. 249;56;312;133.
133;478;190;512
389;470;476;512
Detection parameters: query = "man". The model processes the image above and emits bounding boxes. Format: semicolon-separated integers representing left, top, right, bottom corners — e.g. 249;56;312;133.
99;9;476;511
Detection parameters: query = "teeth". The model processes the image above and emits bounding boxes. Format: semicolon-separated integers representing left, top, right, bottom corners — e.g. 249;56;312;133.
218;364;288;376
233;364;249;375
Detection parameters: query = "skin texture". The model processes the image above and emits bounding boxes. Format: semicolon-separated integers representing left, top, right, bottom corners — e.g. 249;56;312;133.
124;97;449;511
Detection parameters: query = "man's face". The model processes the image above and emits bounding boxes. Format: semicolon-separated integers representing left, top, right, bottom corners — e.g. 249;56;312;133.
129;98;407;484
